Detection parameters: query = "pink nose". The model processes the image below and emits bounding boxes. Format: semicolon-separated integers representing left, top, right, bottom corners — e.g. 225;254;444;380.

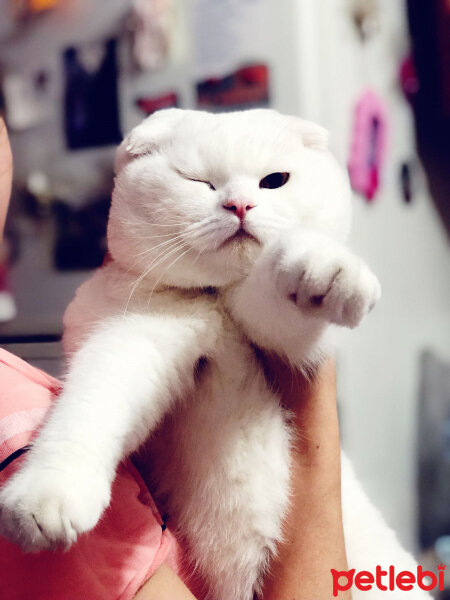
222;199;255;221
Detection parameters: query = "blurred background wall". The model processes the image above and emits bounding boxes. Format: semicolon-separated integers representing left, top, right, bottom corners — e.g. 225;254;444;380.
0;0;449;584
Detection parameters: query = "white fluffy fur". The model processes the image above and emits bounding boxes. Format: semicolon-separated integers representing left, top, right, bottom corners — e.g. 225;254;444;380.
0;109;429;599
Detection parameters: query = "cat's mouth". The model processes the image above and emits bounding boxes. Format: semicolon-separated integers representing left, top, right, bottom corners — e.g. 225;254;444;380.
221;228;259;247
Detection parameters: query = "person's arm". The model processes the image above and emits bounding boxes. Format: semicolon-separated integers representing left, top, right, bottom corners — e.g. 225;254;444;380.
134;563;197;600
0;116;12;237
261;357;350;600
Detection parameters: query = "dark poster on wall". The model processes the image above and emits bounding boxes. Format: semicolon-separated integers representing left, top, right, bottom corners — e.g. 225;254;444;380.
63;38;121;150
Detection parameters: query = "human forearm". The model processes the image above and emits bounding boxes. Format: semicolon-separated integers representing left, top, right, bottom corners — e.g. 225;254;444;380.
262;359;351;600
134;564;197;600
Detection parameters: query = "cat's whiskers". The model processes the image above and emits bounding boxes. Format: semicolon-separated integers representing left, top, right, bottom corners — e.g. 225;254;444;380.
125;220;217;277
133;222;218;264
190;247;206;268
130;222;228;309
131;239;188;286
136;217;223;256
125;214;246;311
146;246;192;305
129;223;210;271
185;221;233;248
184;214;222;231
124;239;191;313
125;236;186;275
142;239;192;277
134;233;189;258
121;217;194;228
139;232;180;240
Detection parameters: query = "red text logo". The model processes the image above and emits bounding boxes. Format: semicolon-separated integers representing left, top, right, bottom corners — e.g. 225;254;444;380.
331;564;446;596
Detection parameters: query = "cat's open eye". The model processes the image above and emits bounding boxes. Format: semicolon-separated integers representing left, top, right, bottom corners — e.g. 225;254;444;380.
189;178;216;191
259;172;290;190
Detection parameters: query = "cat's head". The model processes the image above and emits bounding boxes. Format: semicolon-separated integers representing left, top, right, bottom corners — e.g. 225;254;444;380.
108;108;352;288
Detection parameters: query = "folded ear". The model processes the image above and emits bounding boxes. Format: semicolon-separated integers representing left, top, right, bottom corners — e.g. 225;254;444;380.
289;117;330;151
115;108;185;173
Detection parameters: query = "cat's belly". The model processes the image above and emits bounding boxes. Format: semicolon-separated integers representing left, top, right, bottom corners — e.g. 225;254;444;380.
143;333;292;599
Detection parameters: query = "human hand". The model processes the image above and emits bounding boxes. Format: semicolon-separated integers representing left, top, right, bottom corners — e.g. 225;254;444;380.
0;117;12;239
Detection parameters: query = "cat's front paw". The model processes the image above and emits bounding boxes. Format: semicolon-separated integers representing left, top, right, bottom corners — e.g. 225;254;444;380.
0;463;111;552
275;233;381;328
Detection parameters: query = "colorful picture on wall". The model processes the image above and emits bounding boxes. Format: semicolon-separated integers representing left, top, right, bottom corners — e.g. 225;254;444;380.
135;92;178;116
196;64;270;111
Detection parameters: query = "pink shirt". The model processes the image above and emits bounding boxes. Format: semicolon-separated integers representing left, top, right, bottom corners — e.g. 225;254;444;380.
0;349;182;600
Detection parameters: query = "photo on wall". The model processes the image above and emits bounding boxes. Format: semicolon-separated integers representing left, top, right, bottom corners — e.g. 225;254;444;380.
196;63;270;111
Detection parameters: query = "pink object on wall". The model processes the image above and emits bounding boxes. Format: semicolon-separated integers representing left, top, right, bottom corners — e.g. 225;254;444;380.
348;89;389;201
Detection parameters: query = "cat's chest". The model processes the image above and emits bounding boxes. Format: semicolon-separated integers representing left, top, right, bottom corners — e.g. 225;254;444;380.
206;319;259;386
139;325;287;506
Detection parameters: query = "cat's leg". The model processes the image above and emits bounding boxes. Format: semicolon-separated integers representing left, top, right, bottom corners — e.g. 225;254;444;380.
0;310;220;552
225;229;380;366
341;455;433;599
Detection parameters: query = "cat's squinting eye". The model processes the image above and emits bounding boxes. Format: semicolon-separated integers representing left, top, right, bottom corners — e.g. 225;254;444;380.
189;178;216;191
259;172;290;189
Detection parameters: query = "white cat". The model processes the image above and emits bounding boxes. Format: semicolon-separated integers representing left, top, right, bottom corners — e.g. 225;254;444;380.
0;109;431;599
